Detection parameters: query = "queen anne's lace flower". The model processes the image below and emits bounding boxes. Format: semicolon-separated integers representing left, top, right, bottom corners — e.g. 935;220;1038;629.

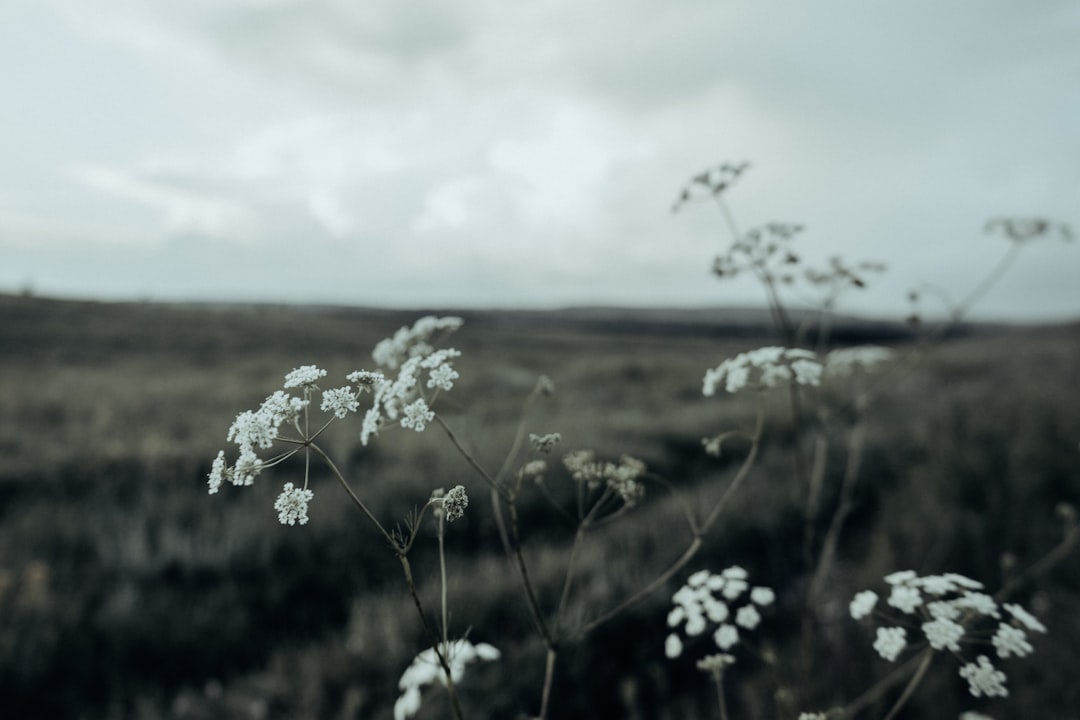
735;605;761;630
665;566;772;664
854;571;1046;698
713;624;739;650
427;364;459;391
959;655;1008;698
400;398;435;431
992;624;1033;659
923;617;965;651
750;586;775;606
321;387;359;419
888;585;923;614
207;450;227;494
850;590;878;620
873;627;907;662
703;346;823;395
394;639;499;720
283;365;327;389
274;482;314;526
1002;603;1047;634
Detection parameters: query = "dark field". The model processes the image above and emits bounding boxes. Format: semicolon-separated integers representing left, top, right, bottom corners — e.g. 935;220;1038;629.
1;293;1078;719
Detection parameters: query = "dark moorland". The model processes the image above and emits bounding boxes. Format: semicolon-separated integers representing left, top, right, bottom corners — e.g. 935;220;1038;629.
0;293;1078;719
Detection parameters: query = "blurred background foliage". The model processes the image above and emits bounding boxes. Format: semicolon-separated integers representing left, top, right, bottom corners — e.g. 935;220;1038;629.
0;293;1077;719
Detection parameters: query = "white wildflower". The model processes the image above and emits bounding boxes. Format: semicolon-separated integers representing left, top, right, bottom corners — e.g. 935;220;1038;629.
207;450;226;494
1002;603;1047;633
850;590;878;620
888;585;923;614
713;624;739;650
873;627;907;662
703;598;729;623
959;655;1008;698
735;605;761;630
283;365;326;389
884;569;917;585
992;624;1033;659
688;569;711;588
346;369;385;388
750;586;775;606
917;574;958;596
260;390;307;425
945;573;985;590
427;363;459;391
233;447;263;486
926;600;962;621
394;638;498;720
227;409;276;450
374;316;463;371
400;398;434;432
664;634;683;659
703;346;823;395
798;714;827;720
274;482;314;526
320;387;359;419
685;612;707;637
360;406;382;446
954;592;999;618
923;617;965;651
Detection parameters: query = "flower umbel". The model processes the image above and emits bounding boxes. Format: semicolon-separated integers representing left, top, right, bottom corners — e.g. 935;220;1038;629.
852;571;1047;697
664;566;773;664
274;482;314;526
703;346;822;396
394;639;500;720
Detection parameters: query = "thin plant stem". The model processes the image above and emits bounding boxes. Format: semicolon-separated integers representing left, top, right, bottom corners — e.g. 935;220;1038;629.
882;648;933;720
538;647;558;720
582;395;766;634
398;554;465;720
808;421;867;604
309;442;395;547
714;672;730;720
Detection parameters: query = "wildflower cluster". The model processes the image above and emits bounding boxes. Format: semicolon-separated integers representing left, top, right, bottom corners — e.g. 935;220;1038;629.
207;377;314;494
851;571;1047;697
670;161;750;211
433;485;469;523
207;316;463;526
664;566;775;662
562;450;647;506
361;316;463;445
703;346;822;395
394;639;500;720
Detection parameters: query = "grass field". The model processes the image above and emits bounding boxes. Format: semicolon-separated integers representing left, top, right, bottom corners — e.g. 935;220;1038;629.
1;293;1077;719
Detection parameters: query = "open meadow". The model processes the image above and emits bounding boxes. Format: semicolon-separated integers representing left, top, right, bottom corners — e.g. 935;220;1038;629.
0;293;1078;719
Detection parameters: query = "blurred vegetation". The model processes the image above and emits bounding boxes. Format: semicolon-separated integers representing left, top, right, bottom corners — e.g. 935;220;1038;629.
0;293;1077;719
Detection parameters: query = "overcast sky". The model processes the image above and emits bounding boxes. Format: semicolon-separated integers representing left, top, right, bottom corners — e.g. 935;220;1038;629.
2;0;1078;320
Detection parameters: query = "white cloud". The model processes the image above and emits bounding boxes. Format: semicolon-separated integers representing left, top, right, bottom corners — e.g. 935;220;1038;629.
2;0;1076;318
